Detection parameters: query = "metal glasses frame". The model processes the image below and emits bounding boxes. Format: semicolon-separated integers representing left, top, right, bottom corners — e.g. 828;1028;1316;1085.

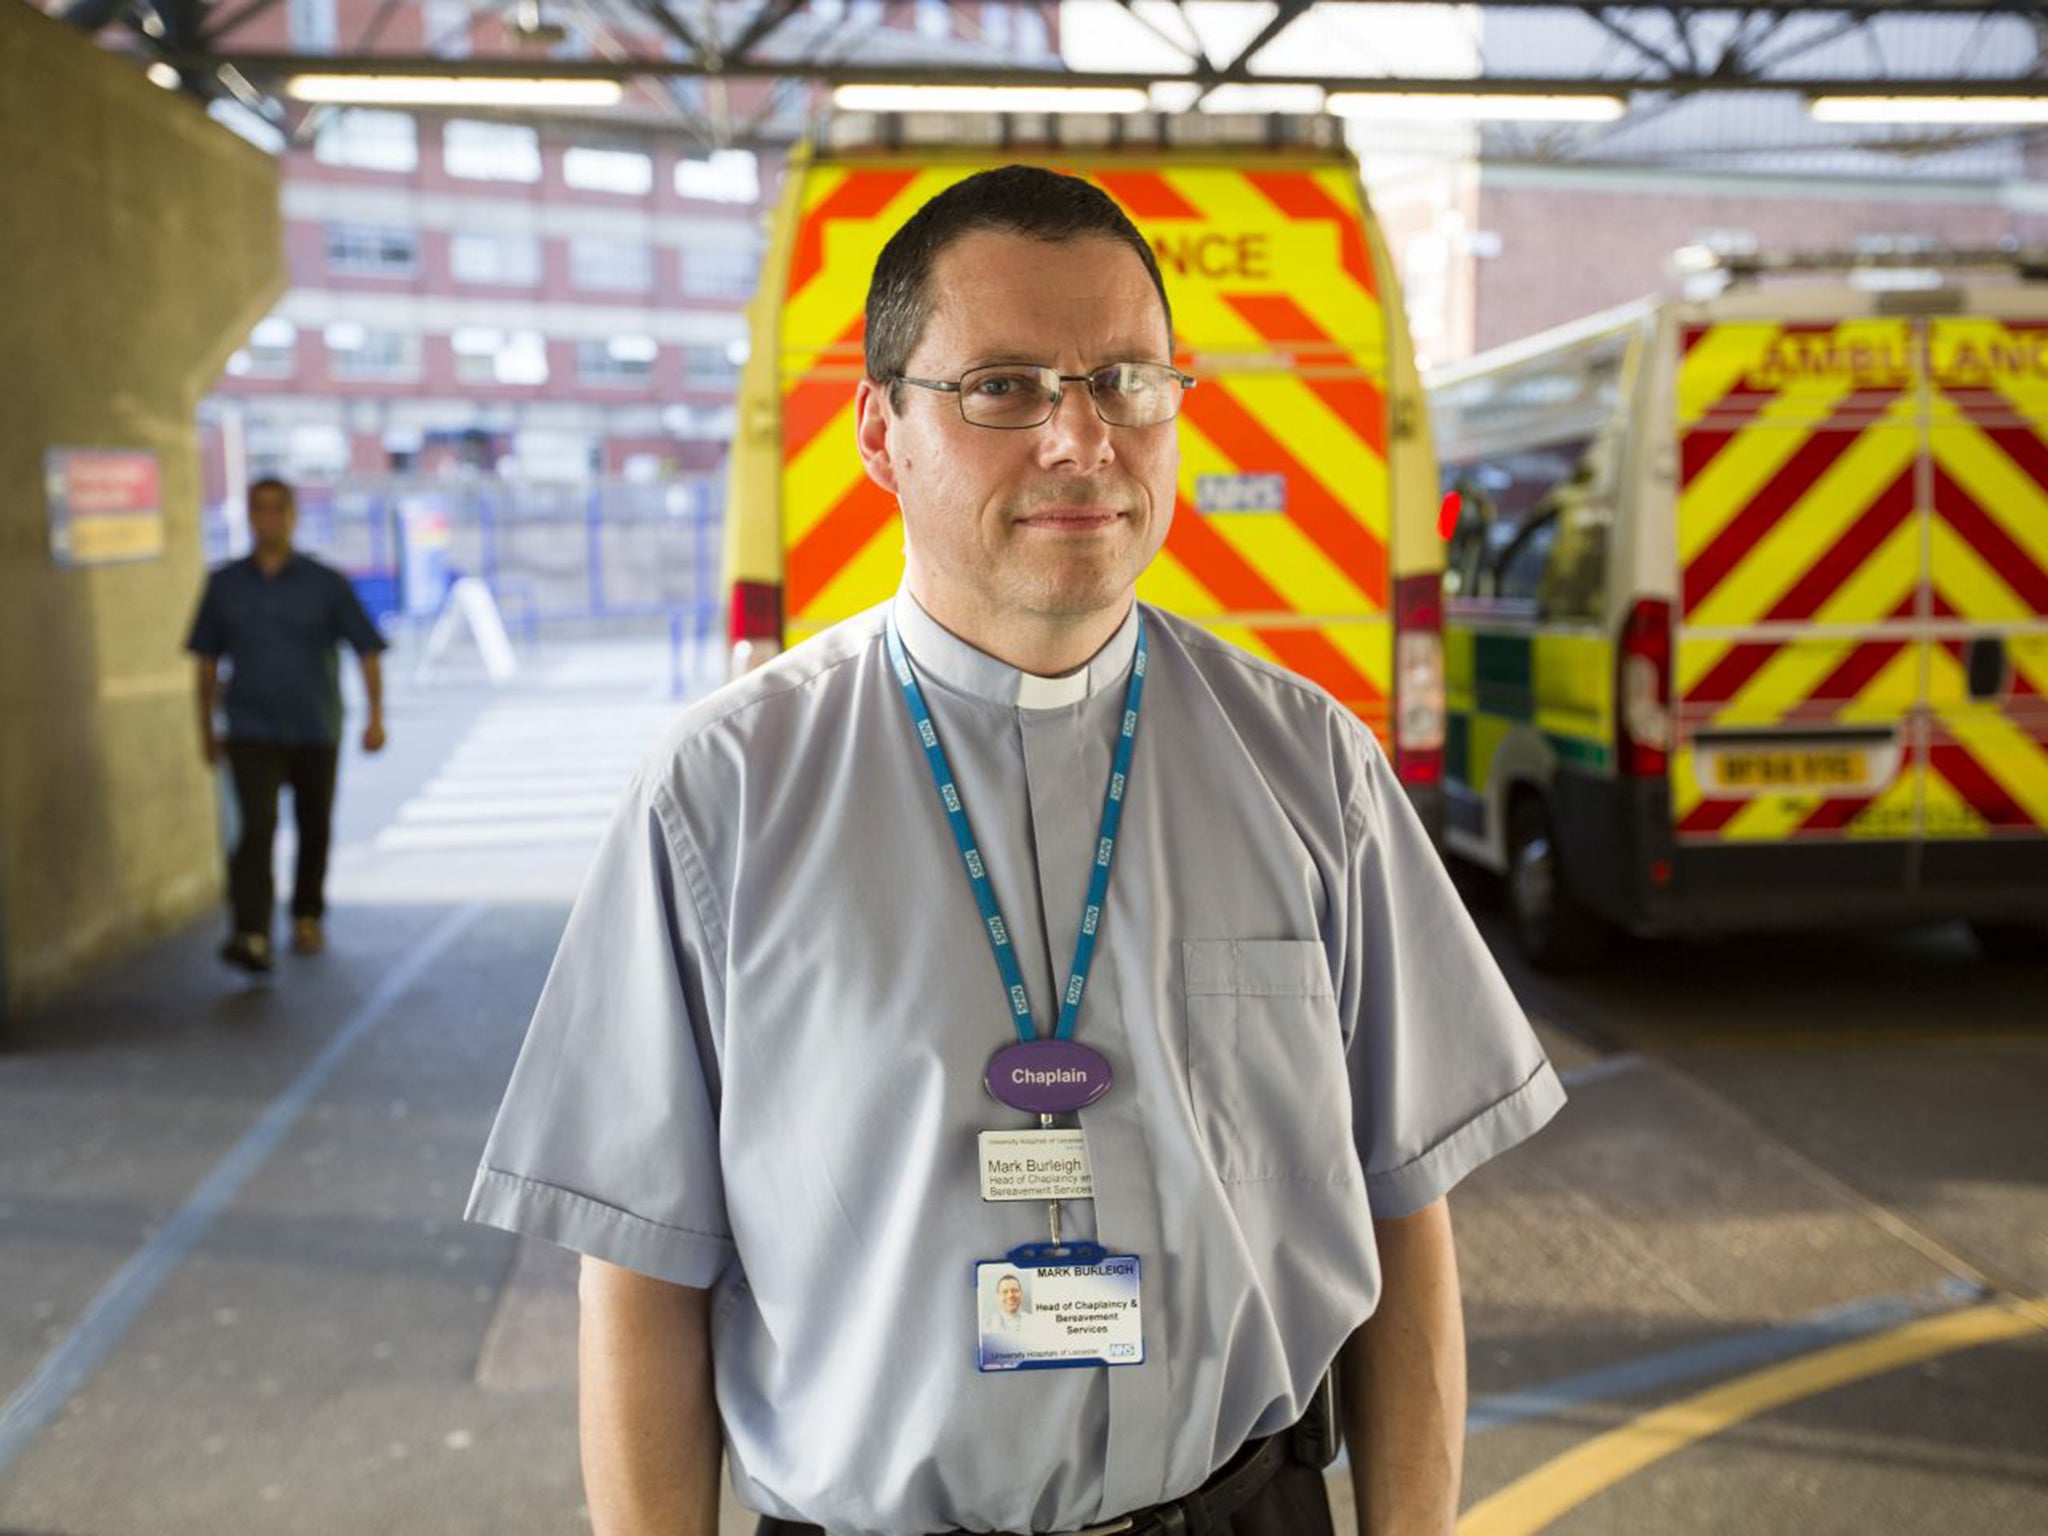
895;362;1197;430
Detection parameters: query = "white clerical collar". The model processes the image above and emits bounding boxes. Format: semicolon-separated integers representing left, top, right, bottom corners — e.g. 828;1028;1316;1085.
889;587;1141;711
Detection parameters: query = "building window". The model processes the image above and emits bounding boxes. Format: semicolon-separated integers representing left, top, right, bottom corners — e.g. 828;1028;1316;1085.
452;328;549;385
327;325;422;380
811;0;845;19
680;242;759;300
682;344;742;390
449;231;542;286
569;237;654;293
981;1;1012;47
325;223;420;277
1016;2;1049;54
285;423;349;481
421;0;471;56
850;0;882;20
226;316;300;379
564;146;653;195
577;336;658;383
287;0;337;50
676;149;759;205
443;120;542;183
313;109;417;173
915;0;950;37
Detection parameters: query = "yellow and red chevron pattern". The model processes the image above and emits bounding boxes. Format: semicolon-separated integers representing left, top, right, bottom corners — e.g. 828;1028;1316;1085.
775;155;1397;734
1924;317;2048;838
1670;317;2048;843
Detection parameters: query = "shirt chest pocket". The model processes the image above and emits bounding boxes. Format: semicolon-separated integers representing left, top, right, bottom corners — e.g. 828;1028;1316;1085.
1182;939;1357;1187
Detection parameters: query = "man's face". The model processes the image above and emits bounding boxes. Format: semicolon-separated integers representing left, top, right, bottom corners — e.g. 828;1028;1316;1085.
998;1277;1023;1314
856;231;1179;640
248;486;296;555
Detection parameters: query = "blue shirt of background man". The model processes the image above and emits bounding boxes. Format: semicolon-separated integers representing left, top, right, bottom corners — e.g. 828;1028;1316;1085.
186;554;387;746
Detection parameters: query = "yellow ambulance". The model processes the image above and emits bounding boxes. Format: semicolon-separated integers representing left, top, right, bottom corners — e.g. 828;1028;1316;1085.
723;117;1448;818
1430;252;2048;967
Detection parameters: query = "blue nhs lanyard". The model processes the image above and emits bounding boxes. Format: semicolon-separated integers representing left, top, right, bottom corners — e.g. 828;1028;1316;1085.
885;611;1148;1046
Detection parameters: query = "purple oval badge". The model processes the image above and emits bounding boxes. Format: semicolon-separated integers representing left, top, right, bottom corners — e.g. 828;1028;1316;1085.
986;1040;1114;1114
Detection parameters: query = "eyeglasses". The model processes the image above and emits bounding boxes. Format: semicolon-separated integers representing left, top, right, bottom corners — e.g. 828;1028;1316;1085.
896;362;1197;430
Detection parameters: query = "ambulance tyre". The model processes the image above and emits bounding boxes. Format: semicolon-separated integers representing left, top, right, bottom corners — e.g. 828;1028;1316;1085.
1968;922;2045;966
1507;793;1611;972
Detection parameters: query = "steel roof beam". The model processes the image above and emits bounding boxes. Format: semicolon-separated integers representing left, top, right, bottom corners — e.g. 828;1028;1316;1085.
199;53;2048;96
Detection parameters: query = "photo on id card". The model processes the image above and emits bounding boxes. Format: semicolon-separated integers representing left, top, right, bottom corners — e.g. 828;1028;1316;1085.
975;1256;1144;1372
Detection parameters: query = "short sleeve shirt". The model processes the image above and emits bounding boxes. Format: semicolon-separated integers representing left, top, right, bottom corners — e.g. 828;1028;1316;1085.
186;554;387;746
466;592;1563;1536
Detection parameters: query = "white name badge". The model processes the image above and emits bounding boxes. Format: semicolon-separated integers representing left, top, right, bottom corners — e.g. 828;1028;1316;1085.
975;1255;1144;1372
978;1128;1094;1202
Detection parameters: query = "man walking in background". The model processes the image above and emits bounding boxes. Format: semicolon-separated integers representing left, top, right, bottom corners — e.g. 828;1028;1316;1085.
187;477;388;973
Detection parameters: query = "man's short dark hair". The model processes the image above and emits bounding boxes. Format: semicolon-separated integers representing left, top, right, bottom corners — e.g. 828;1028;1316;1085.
248;476;297;510
864;165;1173;400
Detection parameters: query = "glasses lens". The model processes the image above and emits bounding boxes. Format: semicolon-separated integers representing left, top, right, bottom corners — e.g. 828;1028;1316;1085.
959;366;1060;428
1091;363;1183;427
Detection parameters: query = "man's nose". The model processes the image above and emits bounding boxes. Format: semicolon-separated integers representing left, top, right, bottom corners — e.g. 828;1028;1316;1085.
1037;382;1115;470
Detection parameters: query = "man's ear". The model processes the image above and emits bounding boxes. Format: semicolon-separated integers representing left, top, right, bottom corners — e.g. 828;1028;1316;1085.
854;378;900;497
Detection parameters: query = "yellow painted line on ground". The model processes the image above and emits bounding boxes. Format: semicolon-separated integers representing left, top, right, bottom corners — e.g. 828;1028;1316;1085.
1457;1297;2046;1536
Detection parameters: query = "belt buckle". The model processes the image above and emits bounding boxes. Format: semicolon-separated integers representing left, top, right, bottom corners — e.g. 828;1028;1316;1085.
1071;1520;1135;1536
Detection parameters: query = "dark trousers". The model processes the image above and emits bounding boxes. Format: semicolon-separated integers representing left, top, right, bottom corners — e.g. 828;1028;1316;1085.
754;1455;1335;1536
225;740;340;933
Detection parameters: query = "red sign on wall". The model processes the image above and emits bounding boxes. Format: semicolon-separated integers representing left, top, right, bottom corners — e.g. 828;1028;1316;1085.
45;448;164;567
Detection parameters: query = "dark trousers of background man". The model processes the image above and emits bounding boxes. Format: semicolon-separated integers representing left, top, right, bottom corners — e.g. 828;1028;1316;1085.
224;741;340;934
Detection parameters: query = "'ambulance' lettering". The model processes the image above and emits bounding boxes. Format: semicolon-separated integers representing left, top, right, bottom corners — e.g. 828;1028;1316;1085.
1934;333;2048;386
1151;232;1270;281
1750;335;1911;389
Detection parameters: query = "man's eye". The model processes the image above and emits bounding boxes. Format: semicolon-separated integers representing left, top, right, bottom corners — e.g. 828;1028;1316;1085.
971;373;1036;397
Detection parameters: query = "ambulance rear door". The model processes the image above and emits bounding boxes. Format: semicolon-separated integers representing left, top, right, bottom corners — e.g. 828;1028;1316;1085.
1670;308;1927;867
1921;304;2048;871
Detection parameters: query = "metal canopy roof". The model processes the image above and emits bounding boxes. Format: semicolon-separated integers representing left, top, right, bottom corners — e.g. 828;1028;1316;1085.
57;2;2048;164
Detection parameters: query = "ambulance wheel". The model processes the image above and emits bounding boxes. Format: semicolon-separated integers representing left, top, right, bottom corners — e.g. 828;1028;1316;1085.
1507;793;1610;972
1969;922;2045;966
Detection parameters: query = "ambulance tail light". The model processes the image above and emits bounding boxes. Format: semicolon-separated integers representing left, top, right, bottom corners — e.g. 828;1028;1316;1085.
1620;599;1673;776
1394;574;1445;786
729;580;782;678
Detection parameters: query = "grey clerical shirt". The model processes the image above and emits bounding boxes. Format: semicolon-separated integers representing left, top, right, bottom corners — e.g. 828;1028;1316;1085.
466;589;1564;1536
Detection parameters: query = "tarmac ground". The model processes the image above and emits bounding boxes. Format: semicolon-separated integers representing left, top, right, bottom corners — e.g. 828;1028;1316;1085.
2;633;2043;1535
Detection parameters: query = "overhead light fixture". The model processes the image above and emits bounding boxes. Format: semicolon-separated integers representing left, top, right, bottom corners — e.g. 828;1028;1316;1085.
285;75;624;108
833;84;1150;115
1326;91;1628;123
1807;95;2048;125
1196;83;1327;116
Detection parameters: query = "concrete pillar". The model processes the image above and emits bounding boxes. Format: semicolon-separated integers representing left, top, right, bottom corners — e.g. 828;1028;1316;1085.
0;3;285;1026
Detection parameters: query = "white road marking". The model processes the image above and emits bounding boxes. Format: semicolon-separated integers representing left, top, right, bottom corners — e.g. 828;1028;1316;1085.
399;796;623;822
375;819;613;851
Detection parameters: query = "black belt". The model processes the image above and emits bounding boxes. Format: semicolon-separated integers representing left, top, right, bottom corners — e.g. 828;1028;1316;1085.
977;1431;1292;1536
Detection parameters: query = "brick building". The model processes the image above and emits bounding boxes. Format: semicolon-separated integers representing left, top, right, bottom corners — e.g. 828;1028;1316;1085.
200;0;1058;493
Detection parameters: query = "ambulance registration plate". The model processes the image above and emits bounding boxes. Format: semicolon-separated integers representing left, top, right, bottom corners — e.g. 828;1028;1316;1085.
1711;749;1869;790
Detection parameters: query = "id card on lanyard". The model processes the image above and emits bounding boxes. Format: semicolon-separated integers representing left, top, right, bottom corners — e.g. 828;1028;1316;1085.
884;611;1150;1372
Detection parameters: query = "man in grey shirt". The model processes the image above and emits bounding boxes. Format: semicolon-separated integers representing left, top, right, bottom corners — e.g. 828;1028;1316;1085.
468;167;1563;1536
